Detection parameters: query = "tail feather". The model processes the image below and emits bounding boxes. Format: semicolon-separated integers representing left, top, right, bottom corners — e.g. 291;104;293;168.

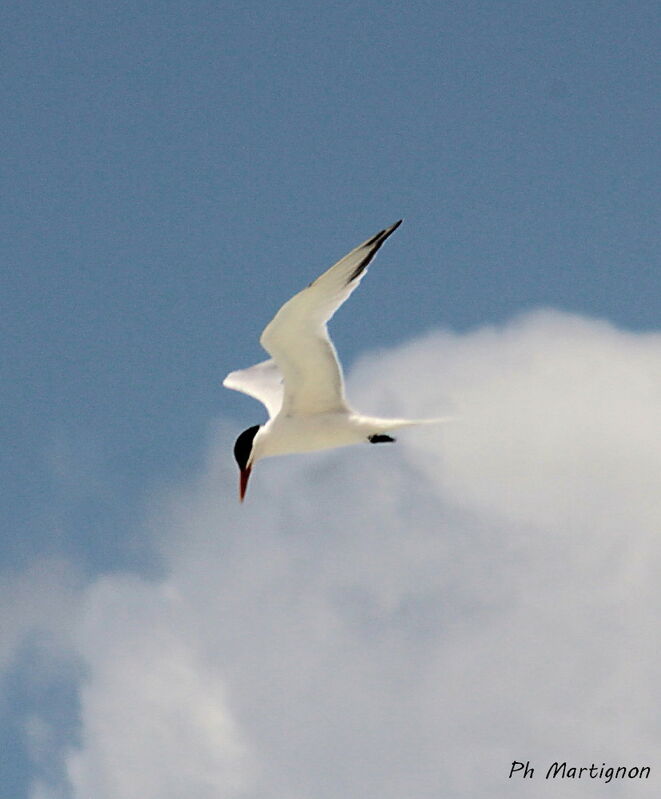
366;415;457;433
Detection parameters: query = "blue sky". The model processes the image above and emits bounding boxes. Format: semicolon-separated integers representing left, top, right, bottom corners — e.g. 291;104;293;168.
2;2;660;797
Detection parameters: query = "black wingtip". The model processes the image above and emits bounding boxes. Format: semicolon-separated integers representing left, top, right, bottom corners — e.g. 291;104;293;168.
347;219;403;283
383;219;403;238
364;219;403;247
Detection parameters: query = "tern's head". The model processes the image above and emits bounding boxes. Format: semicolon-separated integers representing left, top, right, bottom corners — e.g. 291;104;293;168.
233;424;261;502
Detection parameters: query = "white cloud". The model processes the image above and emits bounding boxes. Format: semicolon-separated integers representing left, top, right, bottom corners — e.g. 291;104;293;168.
0;559;82;799
26;310;661;797
0;558;81;677
65;576;253;799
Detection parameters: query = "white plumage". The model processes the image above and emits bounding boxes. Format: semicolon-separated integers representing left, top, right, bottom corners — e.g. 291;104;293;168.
223;220;448;500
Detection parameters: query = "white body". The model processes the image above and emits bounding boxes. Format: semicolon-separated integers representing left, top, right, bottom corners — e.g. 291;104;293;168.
253;412;430;460
223;220;448;474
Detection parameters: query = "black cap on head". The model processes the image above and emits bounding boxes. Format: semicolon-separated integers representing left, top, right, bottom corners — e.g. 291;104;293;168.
233;425;260;470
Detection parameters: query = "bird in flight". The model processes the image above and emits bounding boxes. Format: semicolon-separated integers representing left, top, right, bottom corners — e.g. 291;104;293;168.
224;220;448;500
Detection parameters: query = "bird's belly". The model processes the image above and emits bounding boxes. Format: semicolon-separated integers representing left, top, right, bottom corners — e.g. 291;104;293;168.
261;413;365;458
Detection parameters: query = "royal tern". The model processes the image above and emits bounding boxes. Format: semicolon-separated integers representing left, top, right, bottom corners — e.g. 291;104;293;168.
224;220;447;500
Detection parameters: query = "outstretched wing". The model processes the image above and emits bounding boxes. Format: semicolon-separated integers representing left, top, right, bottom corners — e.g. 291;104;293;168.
259;220;402;415
223;358;283;419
